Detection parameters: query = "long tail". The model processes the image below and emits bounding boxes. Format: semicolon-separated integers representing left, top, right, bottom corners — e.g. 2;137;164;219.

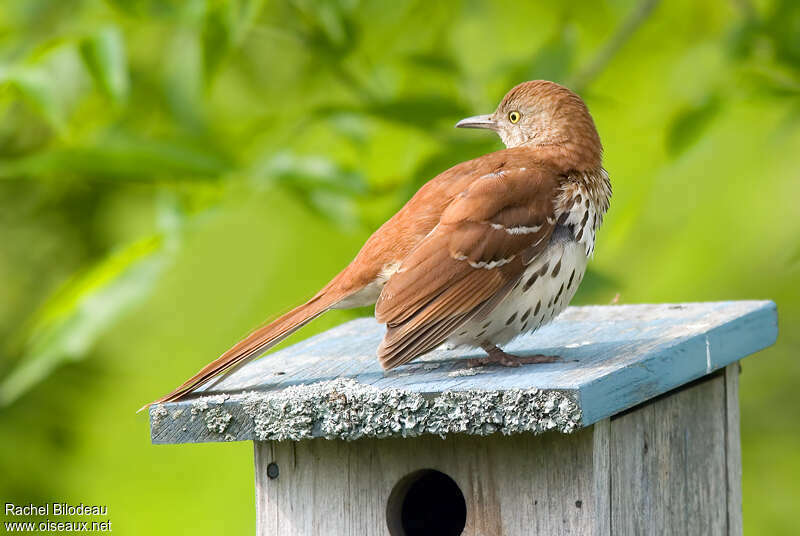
140;289;343;411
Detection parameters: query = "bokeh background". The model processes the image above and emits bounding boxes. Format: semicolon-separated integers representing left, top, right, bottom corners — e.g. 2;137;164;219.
1;0;798;533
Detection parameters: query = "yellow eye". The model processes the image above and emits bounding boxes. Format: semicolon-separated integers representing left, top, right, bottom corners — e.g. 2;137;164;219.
508;111;521;123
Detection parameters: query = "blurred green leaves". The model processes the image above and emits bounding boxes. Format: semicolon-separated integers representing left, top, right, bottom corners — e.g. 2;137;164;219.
0;64;67;132
666;94;722;157
319;95;470;131
0;136;232;181
504;24;577;88
79;27;130;105
202;0;268;80
0;233;171;407
255;151;366;195
251;151;368;225
0;0;399;403
290;0;361;60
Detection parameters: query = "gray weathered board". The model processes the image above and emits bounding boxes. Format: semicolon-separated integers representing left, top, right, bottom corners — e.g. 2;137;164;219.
149;301;777;445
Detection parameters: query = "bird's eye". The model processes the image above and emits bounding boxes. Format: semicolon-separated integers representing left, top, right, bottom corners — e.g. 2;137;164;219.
508;111;521;124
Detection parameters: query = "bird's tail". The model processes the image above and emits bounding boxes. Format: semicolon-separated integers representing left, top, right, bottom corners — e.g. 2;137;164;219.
140;289;341;412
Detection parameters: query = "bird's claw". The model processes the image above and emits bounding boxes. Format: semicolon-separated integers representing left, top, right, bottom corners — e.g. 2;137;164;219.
468;346;563;368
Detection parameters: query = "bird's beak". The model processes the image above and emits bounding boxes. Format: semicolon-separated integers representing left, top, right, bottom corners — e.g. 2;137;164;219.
455;114;497;130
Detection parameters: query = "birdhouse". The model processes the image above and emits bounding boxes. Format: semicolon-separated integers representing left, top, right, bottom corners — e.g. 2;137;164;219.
149;301;776;535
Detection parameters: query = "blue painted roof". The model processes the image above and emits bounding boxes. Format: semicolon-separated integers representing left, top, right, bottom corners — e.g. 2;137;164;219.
150;301;777;443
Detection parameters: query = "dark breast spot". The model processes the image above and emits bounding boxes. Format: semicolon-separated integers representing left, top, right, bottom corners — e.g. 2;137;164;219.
506;313;517;325
523;273;539;292
539;262;550;276
555;283;565;303
535;300;541;315
568;269;576;288
552;260;561;277
521;308;531;322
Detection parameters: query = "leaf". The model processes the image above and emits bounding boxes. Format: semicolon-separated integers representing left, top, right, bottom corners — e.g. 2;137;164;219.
763;0;800;68
326;112;369;145
0;66;64;130
0;136;232;181
202;1;234;82
369;96;469;129
202;0;267;82
502;24;577;90
405;51;461;76
666;94;722;157
230;0;267;45
253;151;367;195
307;189;359;228
79;26;130;104
0;235;171;406
319;95;469;130
164;26;205;126
288;0;360;59
249;151;367;226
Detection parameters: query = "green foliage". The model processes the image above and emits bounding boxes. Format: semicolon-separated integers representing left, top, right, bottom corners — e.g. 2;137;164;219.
0;233;169;406
0;0;799;534
666;93;722;157
79;26;130;104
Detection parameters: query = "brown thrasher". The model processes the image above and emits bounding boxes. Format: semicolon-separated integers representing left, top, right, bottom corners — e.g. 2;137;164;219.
147;80;611;408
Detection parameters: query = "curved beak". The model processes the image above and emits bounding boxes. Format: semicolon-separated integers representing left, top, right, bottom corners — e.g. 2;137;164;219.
455;114;497;130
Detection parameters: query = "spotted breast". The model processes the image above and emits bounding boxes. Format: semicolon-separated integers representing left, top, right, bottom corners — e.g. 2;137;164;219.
445;168;611;350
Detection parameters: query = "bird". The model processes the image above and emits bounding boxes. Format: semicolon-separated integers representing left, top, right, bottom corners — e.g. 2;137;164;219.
146;80;611;408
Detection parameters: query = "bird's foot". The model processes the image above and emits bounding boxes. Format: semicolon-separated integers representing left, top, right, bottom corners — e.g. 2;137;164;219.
467;344;562;368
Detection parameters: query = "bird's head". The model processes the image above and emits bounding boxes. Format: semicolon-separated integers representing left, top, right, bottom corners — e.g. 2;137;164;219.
456;80;602;168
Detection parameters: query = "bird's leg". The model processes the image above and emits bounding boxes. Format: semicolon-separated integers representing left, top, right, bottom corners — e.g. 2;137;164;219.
466;343;562;367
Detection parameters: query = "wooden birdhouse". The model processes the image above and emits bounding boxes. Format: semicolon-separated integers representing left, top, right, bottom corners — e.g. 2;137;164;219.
149;301;777;535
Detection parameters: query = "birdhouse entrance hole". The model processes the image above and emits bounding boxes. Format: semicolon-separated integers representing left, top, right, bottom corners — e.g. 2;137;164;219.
386;469;467;536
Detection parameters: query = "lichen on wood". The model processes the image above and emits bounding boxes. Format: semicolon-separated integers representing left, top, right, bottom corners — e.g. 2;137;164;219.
150;378;581;443
238;378;582;440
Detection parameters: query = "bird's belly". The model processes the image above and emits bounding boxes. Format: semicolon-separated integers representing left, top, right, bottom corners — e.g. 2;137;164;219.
447;235;588;348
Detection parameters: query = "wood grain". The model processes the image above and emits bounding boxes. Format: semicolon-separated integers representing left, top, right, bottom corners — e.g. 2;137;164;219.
725;363;743;536
255;429;605;536
610;373;728;535
592;418;611;536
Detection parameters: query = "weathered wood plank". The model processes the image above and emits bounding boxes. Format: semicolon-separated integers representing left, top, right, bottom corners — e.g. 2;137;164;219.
151;301;777;444
253;441;277;536
610;373;728;535
255;427;607;536
725;363;743;536
592;418;611;536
